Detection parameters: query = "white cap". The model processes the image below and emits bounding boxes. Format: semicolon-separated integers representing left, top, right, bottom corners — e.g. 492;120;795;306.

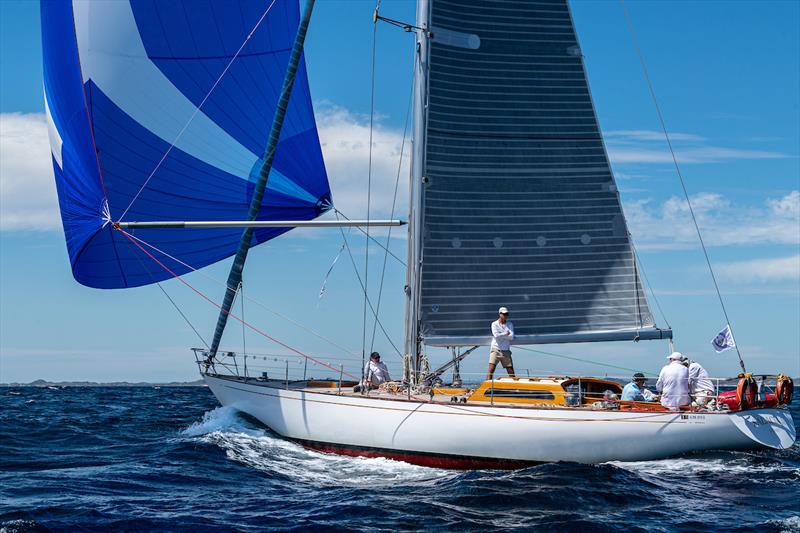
498;307;509;314
667;351;683;361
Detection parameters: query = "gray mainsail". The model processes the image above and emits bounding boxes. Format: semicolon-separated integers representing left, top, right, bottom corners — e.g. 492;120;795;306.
412;0;671;347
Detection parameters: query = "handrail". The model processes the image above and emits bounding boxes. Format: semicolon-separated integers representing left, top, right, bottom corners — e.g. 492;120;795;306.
193;349;788;412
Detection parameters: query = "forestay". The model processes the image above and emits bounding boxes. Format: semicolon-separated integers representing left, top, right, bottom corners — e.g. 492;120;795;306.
41;0;331;289
418;0;669;346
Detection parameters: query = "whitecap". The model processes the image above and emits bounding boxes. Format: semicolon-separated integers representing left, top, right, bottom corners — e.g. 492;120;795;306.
1;519;44;533
767;515;800;533
181;405;260;438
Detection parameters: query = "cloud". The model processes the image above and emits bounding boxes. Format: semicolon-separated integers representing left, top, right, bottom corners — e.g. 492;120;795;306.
606;130;707;142
604;129;789;164
0;113;62;231
717;255;800;284
626;190;800;250
316;103;410;220
769;190;800;217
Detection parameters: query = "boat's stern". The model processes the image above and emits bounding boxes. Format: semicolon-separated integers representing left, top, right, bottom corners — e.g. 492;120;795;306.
730;407;796;450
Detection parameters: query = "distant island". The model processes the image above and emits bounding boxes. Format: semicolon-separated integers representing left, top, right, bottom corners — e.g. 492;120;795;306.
1;379;207;387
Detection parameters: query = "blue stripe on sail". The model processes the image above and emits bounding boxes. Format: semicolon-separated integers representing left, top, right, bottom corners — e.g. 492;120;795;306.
41;0;331;289
73;0;320;204
86;82;317;215
130;0;316;153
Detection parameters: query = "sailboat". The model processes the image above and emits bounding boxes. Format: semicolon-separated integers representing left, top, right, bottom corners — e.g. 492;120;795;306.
41;0;795;468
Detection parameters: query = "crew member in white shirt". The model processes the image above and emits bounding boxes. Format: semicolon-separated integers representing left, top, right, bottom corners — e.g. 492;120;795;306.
362;351;391;390
656;351;690;410
487;307;516;380
683;356;715;407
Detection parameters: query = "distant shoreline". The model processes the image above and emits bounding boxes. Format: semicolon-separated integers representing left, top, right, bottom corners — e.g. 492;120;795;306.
1;379;207;387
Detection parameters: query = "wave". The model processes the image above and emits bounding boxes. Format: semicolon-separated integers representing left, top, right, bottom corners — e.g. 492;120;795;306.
765;516;800;533
181;406;458;487
181;405;261;438
609;455;799;477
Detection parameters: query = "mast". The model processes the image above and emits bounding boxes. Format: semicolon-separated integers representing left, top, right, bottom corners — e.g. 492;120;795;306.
208;0;317;359
404;0;431;381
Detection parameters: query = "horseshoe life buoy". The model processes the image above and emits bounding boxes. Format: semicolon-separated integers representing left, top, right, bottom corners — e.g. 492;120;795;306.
776;376;794;405
736;376;758;411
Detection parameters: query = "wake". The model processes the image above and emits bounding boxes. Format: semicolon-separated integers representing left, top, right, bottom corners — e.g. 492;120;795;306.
181;406;458;487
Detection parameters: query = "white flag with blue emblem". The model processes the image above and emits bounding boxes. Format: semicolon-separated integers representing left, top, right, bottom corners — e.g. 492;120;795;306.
711;324;736;353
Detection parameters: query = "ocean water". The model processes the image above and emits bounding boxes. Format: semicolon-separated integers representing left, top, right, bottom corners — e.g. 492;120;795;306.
1;386;798;532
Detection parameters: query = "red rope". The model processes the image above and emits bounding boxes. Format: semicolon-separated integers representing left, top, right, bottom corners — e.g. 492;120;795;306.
116;227;360;380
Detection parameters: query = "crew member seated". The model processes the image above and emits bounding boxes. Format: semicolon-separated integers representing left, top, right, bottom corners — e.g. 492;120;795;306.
354;352;391;393
682;356;715;407
621;373;656;402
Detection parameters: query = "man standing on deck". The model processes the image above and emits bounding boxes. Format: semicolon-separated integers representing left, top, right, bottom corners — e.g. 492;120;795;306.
487;307;516;380
656;352;690;410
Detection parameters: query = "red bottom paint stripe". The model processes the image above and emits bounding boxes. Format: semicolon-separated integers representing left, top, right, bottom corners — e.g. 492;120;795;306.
291;438;540;470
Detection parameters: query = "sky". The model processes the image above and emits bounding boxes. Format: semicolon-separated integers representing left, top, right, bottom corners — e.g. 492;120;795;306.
1;0;798;383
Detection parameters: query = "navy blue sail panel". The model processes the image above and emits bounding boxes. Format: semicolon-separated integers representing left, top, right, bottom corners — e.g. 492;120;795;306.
419;0;667;346
41;0;330;289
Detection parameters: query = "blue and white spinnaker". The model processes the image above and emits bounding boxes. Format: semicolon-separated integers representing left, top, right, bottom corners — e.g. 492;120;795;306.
41;0;331;288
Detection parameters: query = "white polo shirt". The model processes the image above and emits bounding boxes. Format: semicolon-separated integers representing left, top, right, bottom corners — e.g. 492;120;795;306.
688;362;715;395
490;319;514;351
656;361;690;408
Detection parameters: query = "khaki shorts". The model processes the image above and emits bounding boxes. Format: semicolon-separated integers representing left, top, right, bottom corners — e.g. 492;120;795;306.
489;349;513;368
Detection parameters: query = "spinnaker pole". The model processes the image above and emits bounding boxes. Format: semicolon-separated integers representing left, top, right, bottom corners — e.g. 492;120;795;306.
208;0;317;359
117;220;404;229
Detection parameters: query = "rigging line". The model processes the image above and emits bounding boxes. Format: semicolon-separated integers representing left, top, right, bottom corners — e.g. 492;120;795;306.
118;230;359;357
136;246;209;348
514;345;658;377
620;0;746;373
240;281;247;362
317;240;346;302
116;227;360;380
631;241;672;329
362;0;381;378
335;211;404;357
232;351;366;361
156;281;210;349
331;208;405;266
370;51;414;354
127;234;210;348
375;14;427;35
118;0;279;221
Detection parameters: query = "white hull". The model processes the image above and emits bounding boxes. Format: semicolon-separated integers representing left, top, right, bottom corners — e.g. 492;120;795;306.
204;374;796;468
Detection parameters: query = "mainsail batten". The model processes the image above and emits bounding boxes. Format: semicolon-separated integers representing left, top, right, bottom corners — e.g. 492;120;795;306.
41;0;331;289
416;0;666;346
